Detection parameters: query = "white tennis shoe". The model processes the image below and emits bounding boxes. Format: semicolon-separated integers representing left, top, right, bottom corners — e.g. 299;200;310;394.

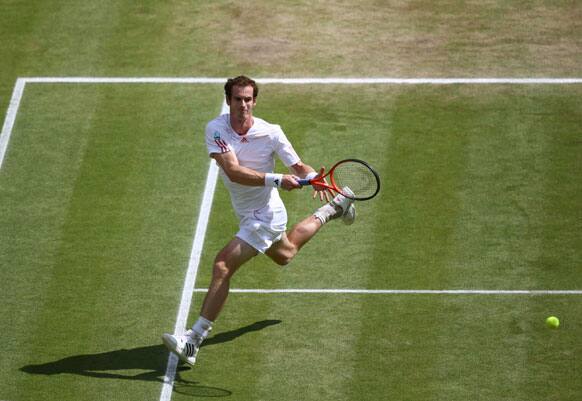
331;187;356;225
162;329;203;366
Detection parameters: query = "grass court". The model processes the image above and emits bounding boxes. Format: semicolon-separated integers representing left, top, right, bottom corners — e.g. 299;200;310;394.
1;2;581;401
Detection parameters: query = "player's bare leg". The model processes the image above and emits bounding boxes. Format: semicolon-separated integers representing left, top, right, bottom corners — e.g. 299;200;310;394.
266;216;322;265
266;188;356;266
162;237;257;365
201;237;258;321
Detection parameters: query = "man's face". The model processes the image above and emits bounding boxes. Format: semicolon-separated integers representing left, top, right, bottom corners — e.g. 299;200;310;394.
227;85;256;121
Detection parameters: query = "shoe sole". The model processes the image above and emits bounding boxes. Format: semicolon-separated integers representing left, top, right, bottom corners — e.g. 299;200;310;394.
343;205;356;225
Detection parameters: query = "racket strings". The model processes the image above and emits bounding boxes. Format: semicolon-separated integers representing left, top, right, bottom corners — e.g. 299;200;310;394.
333;162;378;198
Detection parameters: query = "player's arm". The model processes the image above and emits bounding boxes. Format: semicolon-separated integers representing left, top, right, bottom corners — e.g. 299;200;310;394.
288;161;316;178
212;151;300;190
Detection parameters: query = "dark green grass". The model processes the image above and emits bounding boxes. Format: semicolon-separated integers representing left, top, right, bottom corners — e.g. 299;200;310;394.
1;84;581;401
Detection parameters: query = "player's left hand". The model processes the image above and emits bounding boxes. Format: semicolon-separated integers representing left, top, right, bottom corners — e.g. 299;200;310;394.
311;167;333;202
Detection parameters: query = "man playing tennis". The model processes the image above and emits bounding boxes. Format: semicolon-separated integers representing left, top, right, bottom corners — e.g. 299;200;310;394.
162;75;355;365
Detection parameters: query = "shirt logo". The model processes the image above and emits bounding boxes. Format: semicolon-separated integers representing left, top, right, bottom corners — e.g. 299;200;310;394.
241;136;249;143
213;131;229;153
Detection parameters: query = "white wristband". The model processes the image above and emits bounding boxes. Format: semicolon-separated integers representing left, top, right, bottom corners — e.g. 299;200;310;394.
305;172;318;181
265;173;283;188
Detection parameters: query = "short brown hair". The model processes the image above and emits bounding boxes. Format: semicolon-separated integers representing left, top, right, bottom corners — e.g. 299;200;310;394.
224;75;259;99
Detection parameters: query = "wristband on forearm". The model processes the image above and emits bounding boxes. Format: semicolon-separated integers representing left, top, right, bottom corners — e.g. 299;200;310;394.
305;172;318;181
264;173;283;187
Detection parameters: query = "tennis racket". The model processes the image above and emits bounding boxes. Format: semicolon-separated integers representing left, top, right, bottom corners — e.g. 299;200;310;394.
298;159;380;201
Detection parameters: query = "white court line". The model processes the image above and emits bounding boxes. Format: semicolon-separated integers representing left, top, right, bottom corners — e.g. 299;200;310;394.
158;100;227;401
193;288;582;295
0;78;26;170
16;76;582;84
23;77;227;84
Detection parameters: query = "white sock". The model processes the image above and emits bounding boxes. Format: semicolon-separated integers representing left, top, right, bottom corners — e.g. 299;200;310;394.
192;316;213;339
313;204;341;225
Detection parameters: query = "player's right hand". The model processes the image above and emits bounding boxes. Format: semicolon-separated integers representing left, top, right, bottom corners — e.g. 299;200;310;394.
280;174;301;191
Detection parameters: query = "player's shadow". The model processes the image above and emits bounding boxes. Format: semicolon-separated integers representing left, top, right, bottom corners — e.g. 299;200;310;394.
20;319;281;396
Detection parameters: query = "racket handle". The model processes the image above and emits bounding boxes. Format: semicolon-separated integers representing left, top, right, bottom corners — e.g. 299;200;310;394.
297;178;311;186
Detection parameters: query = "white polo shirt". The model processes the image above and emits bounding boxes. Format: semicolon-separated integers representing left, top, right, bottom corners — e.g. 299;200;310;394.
205;114;301;220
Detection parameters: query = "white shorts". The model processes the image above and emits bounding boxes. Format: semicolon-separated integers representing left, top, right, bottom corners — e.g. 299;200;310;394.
236;203;287;253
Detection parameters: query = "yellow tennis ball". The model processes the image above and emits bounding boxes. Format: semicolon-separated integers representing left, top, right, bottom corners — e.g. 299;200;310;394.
545;316;560;329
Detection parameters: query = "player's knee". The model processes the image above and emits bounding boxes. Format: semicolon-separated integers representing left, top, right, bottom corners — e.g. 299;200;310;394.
273;256;290;266
272;249;295;266
212;260;232;280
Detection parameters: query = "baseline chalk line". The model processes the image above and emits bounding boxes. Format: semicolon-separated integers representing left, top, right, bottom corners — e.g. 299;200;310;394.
193;288;582;295
17;76;582;85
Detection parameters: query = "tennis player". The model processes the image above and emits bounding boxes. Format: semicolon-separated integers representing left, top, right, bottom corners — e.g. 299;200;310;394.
162;75;355;365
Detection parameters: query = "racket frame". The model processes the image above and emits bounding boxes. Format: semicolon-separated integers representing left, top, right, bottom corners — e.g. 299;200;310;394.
297;158;380;201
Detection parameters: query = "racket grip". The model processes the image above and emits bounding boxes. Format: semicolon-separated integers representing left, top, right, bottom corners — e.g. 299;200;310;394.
297;178;311;186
